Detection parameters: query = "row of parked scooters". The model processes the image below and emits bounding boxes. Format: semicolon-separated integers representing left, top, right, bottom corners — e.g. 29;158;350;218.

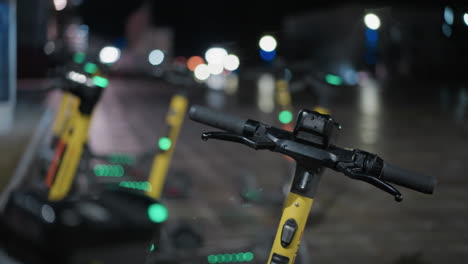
0;51;436;264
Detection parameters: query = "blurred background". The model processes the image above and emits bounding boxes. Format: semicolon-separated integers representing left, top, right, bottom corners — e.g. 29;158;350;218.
0;0;467;263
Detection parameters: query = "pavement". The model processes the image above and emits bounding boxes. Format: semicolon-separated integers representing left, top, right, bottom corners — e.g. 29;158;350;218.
1;75;467;263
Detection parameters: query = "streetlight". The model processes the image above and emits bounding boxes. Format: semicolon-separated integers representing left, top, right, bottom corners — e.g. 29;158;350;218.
364;13;381;30
259;35;277;52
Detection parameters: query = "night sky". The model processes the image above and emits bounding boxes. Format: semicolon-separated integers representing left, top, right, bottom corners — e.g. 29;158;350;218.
78;0;339;56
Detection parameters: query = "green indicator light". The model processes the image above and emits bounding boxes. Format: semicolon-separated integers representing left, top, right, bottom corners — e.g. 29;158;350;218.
115;165;124;177
147;203;168;223
109;153;135;165
73;52;86;64
217;255;224;263
94;164;124;177
278;110;293;124
150;243;155;252
119;181;150;191
84;62;98;74
237;253;244;262
158;137;172;151
93;76;109;88
224;254;232;263
325;74;342;86
208;255;218;264
244;252;254;261
94;164;106;176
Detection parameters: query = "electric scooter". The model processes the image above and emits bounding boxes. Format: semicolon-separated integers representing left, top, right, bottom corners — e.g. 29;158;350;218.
1;68;165;264
189;105;436;264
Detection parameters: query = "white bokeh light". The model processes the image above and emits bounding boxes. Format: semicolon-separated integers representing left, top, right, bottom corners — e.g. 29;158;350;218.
257;73;275;113
44;41;55;55
205;47;228;65
148;49;165;65
464;13;468;26
223;54;240;71
54;0;67;11
259;35;277;52
194;64;210;81
41;204;56;223
364;13;381;30
99;46;121;64
444;6;454;25
67;71;87;84
208;63;224;75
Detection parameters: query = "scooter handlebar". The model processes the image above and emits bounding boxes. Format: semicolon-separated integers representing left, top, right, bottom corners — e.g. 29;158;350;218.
381;163;436;194
189;105;247;135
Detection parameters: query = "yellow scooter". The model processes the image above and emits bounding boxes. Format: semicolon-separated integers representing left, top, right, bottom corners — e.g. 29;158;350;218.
189;105;436;264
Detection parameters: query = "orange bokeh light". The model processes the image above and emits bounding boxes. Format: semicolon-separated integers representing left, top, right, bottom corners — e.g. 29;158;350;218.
187;56;205;71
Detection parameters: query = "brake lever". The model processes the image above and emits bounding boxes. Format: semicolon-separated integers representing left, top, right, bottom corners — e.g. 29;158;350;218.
201;132;275;150
345;170;403;202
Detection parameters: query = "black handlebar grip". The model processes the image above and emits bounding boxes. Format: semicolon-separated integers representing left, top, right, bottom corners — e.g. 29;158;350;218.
381;163;436;194
189;105;247;135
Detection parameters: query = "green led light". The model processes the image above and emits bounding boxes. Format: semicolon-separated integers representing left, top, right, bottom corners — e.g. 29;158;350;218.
73;52;86;64
147;203;168;223
208;252;254;263
208;255;218;264
119;181;151;191
224;254;232;263
244;252;254;261
150;243;155;252
325;74;342;86
84;62;98;74
278;110;293;124
158;137;172;151
93;76;109;88
93;164;124;177
108;153;135;165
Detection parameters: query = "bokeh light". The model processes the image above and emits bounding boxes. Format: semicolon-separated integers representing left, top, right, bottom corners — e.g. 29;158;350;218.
73;52;86;64
442;23;452;37
84;62;98;74
194;64;210;81
187;56;205;71
208;63;224;75
223;54;240;71
158;137;172;151
259;35;277;52
278;110;293;124
148;49;165;66
43;41;55;55
205;48;228;65
99;46;121;64
364;13;381;30
147;203;168;223
54;0;67;11
67;71;87;84
325;74;343;86
464;13;468;26
444;6;454;25
93;76;109;88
